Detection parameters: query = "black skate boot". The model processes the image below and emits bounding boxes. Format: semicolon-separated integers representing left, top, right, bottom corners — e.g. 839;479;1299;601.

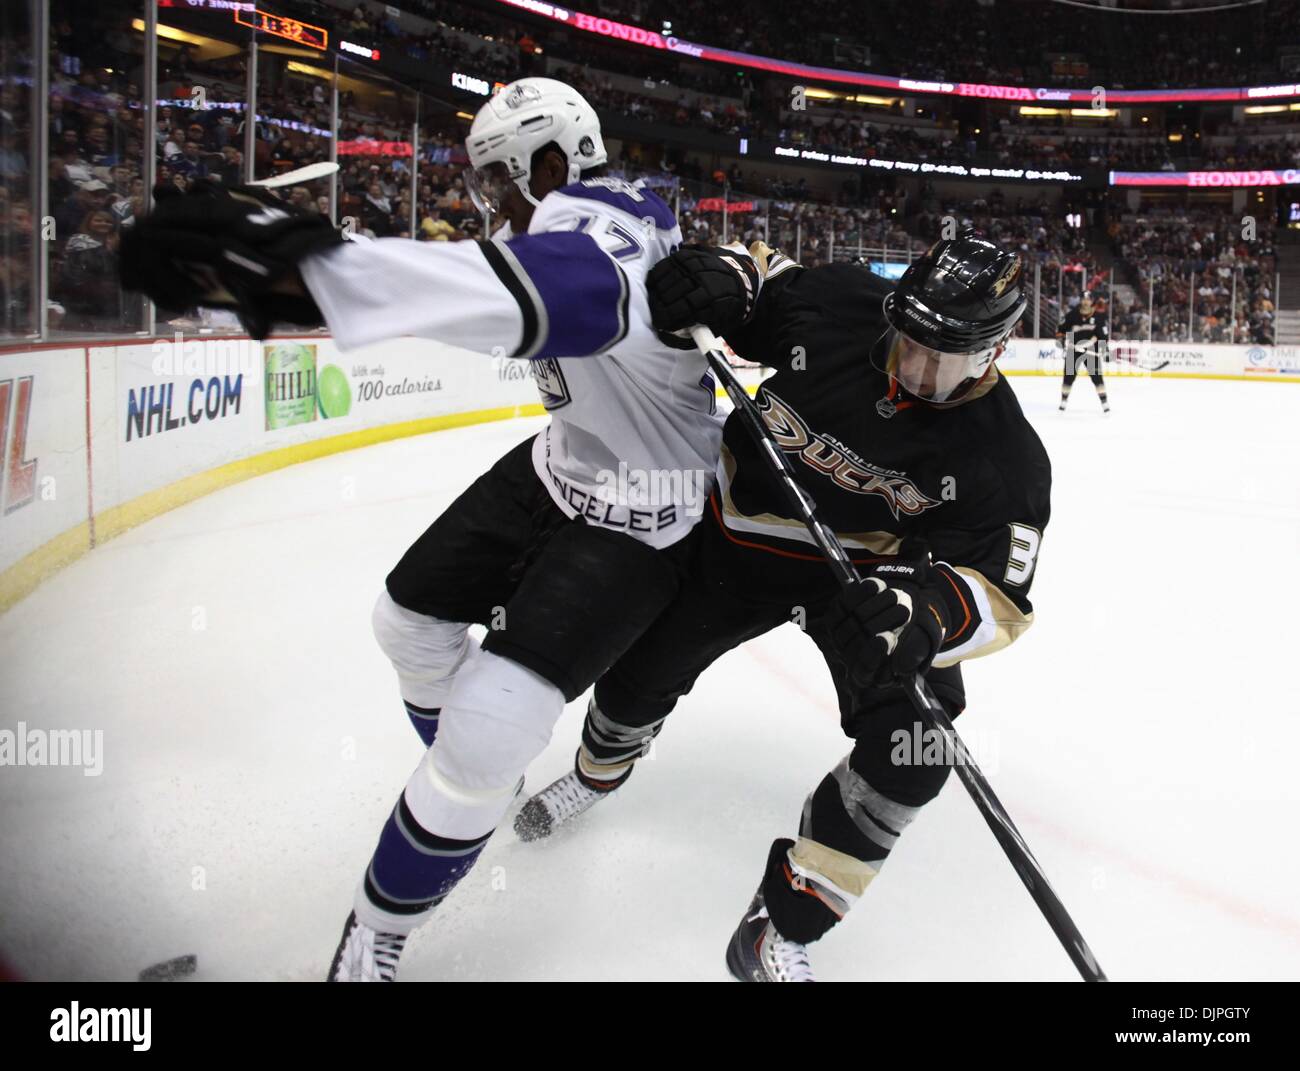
725;891;815;982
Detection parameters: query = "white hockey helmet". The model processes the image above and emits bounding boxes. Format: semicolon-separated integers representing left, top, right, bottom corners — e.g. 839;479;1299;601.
464;77;607;213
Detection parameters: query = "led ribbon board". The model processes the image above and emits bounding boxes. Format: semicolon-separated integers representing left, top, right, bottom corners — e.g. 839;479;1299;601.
1110;168;1300;186
491;0;1300;105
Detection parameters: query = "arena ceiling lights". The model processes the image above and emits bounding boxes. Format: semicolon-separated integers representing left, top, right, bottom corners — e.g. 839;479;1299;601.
1019;106;1120;118
130;19;243;61
490;0;1300;104
802;87;902;108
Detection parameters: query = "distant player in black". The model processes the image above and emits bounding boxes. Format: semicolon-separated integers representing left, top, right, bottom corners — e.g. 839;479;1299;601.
516;236;1052;981
1056;292;1110;413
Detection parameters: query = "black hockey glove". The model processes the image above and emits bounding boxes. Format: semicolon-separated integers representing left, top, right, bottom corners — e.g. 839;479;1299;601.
118;179;343;339
647;246;760;349
825;543;950;688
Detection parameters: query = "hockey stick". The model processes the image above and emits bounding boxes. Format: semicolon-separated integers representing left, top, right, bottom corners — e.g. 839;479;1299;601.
1067;338;1169;374
248;161;340;188
691;324;1108;983
1108;352;1170;373
1127;347;1170;373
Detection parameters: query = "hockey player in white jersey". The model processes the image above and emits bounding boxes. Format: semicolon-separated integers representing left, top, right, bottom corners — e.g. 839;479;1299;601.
118;78;744;981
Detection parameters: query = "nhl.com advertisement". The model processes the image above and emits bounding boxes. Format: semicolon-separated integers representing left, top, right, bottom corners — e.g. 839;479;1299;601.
124;333;473;446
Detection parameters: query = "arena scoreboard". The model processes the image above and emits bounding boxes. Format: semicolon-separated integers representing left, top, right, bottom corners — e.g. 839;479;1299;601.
233;8;329;49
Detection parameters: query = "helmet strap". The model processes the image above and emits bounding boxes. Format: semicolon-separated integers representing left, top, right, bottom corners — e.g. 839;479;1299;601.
512;171;542;208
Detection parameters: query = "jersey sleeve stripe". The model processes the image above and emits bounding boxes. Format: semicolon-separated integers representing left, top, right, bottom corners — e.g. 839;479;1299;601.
935;565;974;646
932;565;1035;666
478;240;543;360
502;232;629;360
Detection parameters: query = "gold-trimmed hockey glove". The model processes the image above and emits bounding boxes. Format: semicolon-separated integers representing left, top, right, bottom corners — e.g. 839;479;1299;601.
647;245;762;349
826;542;950;687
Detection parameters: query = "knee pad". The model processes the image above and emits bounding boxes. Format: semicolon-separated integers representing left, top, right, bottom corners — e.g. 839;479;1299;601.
409;651;565;839
849;732;952;811
372;590;477;709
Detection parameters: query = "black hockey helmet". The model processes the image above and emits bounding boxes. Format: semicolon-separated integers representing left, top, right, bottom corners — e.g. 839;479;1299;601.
876;235;1026;402
883;235;1027;354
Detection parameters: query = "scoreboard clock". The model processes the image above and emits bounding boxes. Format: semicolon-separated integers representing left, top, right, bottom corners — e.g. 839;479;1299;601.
234;9;329;49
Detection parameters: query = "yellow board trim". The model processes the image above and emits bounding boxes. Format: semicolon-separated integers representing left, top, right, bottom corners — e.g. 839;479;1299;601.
1001;369;1300;383
3;371;1294;611
732;372;1300;385
0;402;546;614
0;521;94;613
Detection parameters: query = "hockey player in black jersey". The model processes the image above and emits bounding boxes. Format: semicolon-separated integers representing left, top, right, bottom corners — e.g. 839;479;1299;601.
516;235;1052;981
1056;292;1110;413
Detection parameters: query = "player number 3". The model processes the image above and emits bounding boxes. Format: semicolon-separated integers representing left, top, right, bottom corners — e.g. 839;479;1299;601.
1005;523;1041;587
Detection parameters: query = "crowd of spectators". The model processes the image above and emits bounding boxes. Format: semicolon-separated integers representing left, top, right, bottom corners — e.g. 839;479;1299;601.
1109;210;1277;343
675;185;917;270
5;0;1291;344
26;0;502;332
1198;138;1300;170
41;1;150;332
680;184;1277;345
338;0;1300;169
271;0;1300;176
0;45;36;335
598;0;1299;89
990;132;1182;172
554;66;755;138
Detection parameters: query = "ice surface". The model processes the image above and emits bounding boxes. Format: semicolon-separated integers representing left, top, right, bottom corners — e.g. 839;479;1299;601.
2;373;1298;981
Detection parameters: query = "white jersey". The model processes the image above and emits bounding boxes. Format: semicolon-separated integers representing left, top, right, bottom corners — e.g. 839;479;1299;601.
301;179;725;548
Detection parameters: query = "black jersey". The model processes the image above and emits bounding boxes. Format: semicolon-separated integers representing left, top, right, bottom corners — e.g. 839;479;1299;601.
1057;305;1109;352
716;261;1052;666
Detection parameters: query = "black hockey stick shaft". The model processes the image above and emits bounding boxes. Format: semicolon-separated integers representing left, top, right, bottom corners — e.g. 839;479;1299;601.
692;326;1107;982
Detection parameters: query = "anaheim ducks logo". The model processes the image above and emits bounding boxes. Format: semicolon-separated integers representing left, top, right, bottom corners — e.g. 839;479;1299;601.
990;256;1022;298
758;391;941;519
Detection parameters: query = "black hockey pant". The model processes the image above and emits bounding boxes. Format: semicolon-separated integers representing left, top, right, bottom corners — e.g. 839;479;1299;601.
586;508;965;943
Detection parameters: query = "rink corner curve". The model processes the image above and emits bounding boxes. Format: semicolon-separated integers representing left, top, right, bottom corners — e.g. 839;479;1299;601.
0;334;544;613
